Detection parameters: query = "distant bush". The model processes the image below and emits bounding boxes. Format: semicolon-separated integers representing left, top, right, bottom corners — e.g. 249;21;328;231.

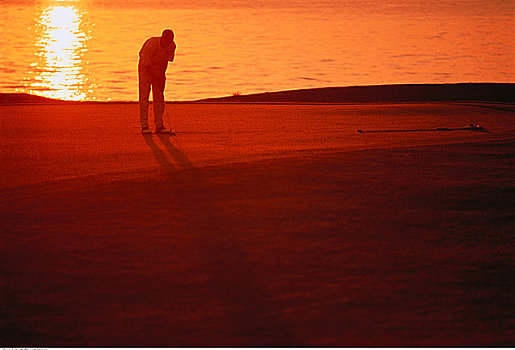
232;91;241;96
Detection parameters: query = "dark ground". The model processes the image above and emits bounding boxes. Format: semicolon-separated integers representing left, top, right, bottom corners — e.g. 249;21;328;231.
2;137;514;346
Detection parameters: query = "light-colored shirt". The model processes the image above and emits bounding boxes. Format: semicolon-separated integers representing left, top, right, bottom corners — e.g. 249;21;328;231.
139;37;176;67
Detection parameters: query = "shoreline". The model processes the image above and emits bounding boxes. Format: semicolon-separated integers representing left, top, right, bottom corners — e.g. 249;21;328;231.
1;82;514;105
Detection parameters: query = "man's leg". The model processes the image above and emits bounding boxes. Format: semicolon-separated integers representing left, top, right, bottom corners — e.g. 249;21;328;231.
152;76;166;129
138;64;152;129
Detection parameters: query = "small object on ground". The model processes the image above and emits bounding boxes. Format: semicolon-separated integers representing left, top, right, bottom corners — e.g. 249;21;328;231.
357;124;487;133
464;124;485;131
141;127;152;134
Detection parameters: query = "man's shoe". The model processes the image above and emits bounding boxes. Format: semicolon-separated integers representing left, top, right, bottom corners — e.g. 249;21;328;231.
156;126;172;134
141;127;152;134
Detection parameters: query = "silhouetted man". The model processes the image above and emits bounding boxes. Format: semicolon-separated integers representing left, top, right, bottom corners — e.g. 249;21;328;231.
139;29;176;134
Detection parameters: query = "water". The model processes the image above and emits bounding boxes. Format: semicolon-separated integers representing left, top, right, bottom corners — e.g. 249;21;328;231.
1;0;513;101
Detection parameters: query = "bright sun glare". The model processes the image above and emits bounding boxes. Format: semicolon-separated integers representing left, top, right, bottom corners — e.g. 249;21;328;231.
27;1;89;100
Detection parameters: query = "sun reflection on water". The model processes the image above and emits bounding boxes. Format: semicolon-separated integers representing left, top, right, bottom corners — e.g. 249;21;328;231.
27;0;90;100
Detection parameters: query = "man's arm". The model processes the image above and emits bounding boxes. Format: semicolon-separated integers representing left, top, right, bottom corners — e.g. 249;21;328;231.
166;41;176;62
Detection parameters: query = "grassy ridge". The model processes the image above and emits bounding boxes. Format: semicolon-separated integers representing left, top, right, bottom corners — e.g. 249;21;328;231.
1;83;514;104
198;83;515;103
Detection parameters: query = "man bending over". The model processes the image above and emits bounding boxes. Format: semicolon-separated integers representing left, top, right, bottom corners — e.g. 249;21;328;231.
138;29;176;134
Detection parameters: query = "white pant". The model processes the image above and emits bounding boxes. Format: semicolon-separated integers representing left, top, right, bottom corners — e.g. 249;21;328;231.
138;61;166;129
